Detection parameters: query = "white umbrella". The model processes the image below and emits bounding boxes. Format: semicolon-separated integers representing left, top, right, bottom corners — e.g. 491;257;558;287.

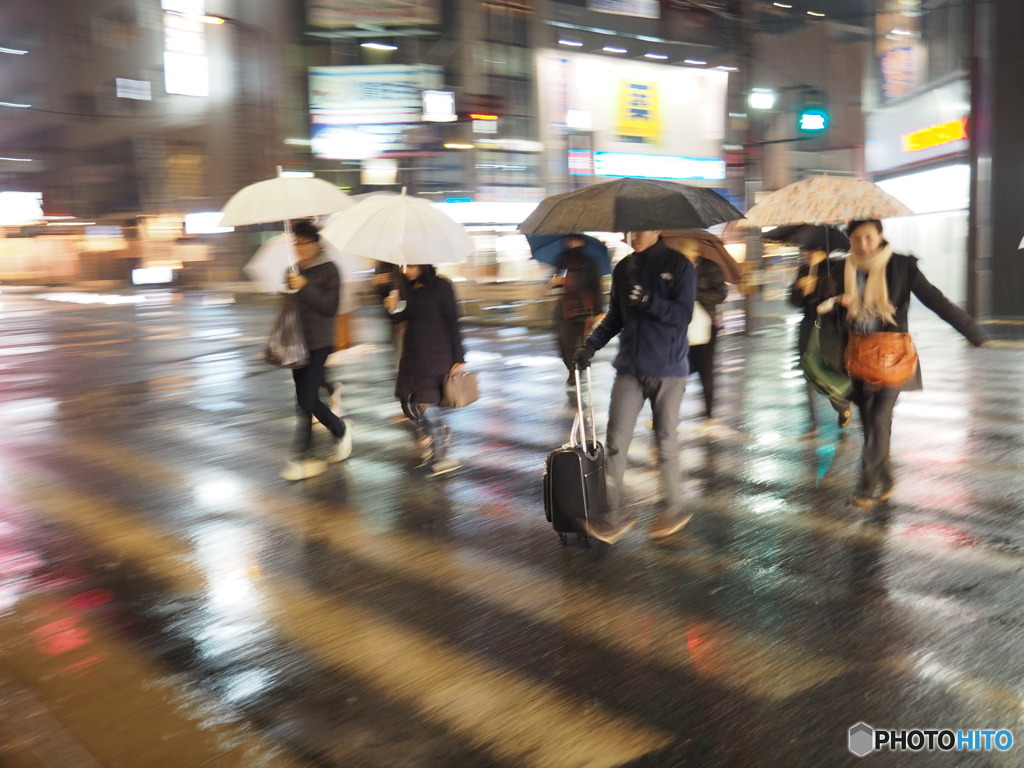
219;176;353;227
319;192;474;267
244;234;370;313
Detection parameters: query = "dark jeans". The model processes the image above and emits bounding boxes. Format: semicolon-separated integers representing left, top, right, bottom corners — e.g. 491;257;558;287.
853;383;899;496
400;395;448;460
557;317;589;373
687;326;717;418
291;346;346;458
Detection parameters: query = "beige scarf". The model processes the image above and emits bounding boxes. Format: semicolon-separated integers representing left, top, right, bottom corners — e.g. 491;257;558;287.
844;243;895;325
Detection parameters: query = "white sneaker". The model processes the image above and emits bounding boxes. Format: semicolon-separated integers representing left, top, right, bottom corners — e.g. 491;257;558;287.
281;459;327;481
327;420;353;463
428;458;461;477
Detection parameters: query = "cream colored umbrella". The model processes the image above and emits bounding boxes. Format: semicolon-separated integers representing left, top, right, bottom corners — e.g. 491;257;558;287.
744;175;914;227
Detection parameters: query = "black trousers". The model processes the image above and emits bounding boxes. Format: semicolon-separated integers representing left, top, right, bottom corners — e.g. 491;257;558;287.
557;317;589;373
687;326;718;419
291;346;346;457
854;383;899;496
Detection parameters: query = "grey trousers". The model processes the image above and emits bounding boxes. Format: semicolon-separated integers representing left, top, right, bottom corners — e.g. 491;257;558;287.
603;373;686;525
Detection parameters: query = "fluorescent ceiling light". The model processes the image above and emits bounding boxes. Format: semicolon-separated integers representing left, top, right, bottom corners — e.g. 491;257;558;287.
0;101;31;109
890;28;914;36
603;46;627;53
773;2;792;7
715;65;739;72
361;42;397;50
645;53;668;60
807;11;825;17
0;47;28;55
558;39;584;46
684;59;707;65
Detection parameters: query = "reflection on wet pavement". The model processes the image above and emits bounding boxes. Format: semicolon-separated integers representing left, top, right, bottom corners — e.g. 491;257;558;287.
1;290;1023;767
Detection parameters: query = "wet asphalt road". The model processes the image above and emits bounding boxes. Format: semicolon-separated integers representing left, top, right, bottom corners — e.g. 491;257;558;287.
1;287;1023;768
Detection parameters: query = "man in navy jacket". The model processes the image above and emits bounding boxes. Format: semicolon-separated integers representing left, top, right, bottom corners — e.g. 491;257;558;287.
574;231;696;544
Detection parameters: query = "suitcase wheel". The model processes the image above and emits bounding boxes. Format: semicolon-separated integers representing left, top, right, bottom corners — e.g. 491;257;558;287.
558;532;568;545
579;532;591;547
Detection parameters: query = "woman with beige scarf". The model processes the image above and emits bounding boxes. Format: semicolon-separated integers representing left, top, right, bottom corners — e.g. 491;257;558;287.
827;219;986;510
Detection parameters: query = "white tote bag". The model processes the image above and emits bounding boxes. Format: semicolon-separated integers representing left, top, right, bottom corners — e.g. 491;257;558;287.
687;302;712;346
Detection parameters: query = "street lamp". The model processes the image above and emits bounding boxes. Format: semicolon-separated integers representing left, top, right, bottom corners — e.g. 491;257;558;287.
748;88;777;110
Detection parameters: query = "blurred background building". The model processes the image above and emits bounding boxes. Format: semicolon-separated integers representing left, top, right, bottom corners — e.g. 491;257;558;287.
0;0;1020;317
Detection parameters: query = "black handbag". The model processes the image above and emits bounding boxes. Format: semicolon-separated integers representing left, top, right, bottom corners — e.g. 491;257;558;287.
263;298;309;369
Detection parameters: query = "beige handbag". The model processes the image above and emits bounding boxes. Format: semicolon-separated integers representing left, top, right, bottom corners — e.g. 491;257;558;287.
441;366;479;408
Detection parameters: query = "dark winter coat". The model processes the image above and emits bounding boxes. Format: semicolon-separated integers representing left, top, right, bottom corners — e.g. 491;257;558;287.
290;254;340;352
695;256;728;318
788;258;842;356
827;252;986;391
556;248;604;321
392;270;466;403
586;237;696;378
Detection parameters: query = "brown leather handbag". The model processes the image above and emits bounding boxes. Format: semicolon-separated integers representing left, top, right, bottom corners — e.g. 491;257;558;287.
845;332;918;388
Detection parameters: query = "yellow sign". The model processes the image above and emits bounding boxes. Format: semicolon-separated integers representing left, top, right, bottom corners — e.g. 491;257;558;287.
901;118;968;152
618;80;660;142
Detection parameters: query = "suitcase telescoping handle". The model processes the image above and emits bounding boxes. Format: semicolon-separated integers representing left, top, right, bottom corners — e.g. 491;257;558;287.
572;366;598;453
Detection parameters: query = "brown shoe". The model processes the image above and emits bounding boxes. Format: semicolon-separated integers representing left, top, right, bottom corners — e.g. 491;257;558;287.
582;517;637;545
649;512;693;539
849;495;877;511
838;408;852;429
878;484;894;503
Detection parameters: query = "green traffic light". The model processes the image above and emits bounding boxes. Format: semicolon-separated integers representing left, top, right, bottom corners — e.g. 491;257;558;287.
798;107;829;133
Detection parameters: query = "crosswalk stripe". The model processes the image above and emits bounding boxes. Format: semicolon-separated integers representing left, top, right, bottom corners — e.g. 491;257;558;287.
0;547;302;768
56;433;853;702
11;469;675;768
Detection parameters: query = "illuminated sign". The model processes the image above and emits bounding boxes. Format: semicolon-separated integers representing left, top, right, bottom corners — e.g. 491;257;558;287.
901;118;968;152
584;152;725;181
617;80;660;143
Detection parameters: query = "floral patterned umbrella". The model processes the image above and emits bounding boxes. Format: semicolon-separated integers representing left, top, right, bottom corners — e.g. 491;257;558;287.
744;175;914;227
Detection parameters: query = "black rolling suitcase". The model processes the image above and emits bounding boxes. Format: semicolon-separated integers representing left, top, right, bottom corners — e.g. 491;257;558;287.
543;368;606;545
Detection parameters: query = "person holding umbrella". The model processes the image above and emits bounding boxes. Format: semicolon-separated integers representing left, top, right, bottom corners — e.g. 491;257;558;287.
823;219;986;509
384;264;466;477
573;230;696;543
280;221;353;481
550;235;605;387
789;247;851;436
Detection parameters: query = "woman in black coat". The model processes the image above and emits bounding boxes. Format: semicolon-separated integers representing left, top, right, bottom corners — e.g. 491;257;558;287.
384;264;466;476
826;219;986;510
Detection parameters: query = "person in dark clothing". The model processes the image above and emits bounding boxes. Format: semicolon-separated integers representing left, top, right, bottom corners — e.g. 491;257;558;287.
281;221;352;481
573;231;696;544
684;248;729;434
823;219;987;510
788;248;851;436
551;235;604;386
384;264;466;477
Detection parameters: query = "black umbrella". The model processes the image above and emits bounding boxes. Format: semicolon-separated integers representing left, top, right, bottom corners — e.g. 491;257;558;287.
519;178;744;235
762;224;850;253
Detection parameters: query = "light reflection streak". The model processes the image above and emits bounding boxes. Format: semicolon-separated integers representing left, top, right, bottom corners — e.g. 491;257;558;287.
37;293;148;305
